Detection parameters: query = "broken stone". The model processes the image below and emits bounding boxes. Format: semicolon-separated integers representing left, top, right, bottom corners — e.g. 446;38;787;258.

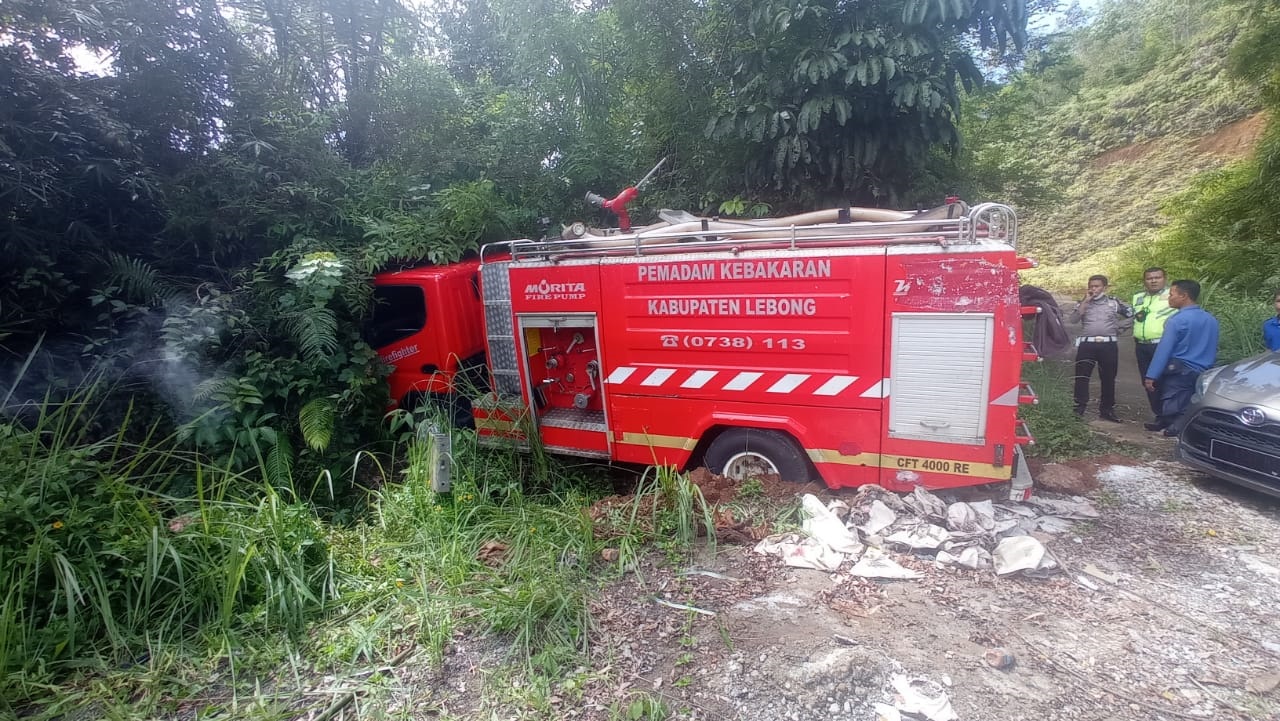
1026;496;1100;520
983;647;1016;670
1246;671;1280;694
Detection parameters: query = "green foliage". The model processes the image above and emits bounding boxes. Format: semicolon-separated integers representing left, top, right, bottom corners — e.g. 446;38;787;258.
0;378;333;705
1021;2;1280;354
610;693;668;721
1200;284;1276;363
1019;362;1109;460
705;0;1029;203
957;0;1259;285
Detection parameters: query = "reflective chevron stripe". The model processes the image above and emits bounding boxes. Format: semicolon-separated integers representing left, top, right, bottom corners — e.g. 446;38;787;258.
603;366;888;398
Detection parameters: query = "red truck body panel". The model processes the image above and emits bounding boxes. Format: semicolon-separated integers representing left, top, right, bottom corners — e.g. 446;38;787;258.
372;260;486;405
374;204;1034;493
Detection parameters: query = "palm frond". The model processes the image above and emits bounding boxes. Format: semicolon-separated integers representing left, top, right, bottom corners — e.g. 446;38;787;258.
105;252;179;306
287;306;338;361
298;397;335;453
266;433;295;486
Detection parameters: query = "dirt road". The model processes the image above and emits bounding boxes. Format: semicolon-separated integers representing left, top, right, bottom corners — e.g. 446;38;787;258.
582;462;1280;721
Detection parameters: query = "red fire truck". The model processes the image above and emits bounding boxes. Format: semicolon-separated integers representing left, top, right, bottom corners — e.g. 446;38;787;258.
369;202;1038;497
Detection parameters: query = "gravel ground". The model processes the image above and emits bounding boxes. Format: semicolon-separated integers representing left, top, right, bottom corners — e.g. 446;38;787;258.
279;458;1279;721
574;460;1280;721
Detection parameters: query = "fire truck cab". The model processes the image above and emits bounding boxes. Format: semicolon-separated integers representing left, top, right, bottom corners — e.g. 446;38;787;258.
367;261;488;425
372;202;1038;496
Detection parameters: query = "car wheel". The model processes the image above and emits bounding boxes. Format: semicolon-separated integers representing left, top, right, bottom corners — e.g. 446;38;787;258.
703;428;812;483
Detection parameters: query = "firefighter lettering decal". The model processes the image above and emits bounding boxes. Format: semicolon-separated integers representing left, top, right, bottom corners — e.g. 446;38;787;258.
381;344;419;364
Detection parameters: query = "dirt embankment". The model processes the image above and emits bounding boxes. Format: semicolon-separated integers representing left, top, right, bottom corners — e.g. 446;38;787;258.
1092;112;1268;170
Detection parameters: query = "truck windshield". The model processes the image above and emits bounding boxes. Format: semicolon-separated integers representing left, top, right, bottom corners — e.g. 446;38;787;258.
366;285;426;349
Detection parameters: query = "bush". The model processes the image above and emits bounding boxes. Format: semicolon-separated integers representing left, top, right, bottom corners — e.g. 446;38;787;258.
1200;285;1275;364
0;379;334;702
1019;362;1109;460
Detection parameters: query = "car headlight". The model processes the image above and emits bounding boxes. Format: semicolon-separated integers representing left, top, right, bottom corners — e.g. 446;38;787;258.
1192;366;1224;403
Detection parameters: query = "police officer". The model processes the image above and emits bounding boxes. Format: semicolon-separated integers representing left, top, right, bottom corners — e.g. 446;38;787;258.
1132;267;1176;420
1071;274;1135;422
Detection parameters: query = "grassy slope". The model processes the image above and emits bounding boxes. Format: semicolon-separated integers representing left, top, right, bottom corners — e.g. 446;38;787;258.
1009;5;1263;292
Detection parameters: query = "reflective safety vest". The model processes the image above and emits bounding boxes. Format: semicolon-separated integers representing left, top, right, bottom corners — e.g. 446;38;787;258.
1131;288;1175;342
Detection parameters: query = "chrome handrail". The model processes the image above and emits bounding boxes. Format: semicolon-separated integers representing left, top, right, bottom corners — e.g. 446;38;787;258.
501;203;1017;263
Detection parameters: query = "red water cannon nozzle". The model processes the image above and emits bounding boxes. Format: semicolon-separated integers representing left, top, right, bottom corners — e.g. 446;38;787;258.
585;186;640;231
583;157;667;233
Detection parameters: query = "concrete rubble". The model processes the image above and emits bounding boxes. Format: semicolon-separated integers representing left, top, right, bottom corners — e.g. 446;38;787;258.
752;485;1098;578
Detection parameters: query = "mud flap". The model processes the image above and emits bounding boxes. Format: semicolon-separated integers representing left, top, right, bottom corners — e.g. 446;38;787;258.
1009;446;1034;502
426;423;452;493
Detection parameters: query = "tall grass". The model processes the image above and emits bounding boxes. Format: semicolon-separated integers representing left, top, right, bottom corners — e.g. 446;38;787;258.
0;374;334;707
1019;362;1110;460
1;366;722;714
326;409;718;674
1198;283;1275;364
354;423;604;669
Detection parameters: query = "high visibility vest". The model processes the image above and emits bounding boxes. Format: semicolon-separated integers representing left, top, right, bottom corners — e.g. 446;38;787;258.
1131;288;1175;342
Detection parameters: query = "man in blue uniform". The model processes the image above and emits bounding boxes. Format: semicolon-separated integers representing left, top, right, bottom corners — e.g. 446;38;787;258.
1143;280;1219;436
1264;289;1280;352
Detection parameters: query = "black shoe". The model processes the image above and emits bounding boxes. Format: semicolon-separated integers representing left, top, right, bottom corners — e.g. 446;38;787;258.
1162;428;1179;438
1073;408;1085;417
1100;413;1122;423
1144;421;1167;432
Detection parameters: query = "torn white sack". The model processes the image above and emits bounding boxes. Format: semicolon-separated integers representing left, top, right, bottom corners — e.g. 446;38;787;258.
849;547;922;580
946;500;996;533
752;534;845;572
890;674;958;721
936;546;993;570
800;493;863;555
860;500;897;536
992;535;1059;576
904;487;948;521
884;523;951;551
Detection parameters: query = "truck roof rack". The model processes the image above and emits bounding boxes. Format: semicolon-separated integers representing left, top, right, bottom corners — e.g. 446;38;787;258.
481;202;1016;265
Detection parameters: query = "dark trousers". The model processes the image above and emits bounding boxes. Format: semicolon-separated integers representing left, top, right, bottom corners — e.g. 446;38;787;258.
1135;341;1162;415
1158;364;1200;433
1074;341;1119;415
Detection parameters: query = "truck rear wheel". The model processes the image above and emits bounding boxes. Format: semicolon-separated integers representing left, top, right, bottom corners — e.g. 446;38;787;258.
703;428;812;483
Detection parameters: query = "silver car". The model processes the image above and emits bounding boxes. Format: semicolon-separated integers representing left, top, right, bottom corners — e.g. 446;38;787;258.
1178;350;1280;497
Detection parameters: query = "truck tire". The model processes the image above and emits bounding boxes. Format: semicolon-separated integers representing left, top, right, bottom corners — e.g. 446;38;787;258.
703;428;812;483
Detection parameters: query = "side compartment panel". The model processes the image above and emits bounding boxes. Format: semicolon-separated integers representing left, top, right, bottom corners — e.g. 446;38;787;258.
880;247;1024;490
597;251;888;406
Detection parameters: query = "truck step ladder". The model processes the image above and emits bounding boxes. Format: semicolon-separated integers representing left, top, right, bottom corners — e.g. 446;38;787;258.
480;260;524;399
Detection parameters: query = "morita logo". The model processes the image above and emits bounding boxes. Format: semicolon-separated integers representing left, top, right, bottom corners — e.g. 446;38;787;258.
524;279;587;300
